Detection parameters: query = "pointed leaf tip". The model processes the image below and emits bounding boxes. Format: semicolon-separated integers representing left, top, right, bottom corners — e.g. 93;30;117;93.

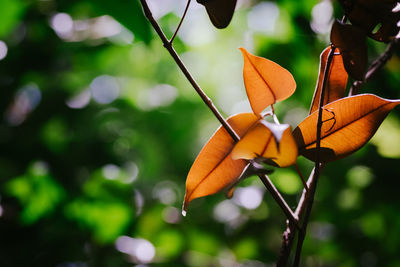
294;94;400;162
240;47;296;115
309;46;348;114
183;113;259;209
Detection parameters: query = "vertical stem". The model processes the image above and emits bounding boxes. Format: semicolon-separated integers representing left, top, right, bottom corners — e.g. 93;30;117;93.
276;167;316;266
293;45;335;266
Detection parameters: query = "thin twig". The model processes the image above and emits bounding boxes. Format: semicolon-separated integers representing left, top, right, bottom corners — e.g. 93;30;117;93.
139;0;298;225
349;37;400;95
277;19;399;267
276;167;316;266
140;0;239;141
258;174;299;229
169;0;191;44
293;45;336;266
295;163;308;193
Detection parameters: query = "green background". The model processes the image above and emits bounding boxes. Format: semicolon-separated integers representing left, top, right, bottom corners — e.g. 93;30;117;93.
0;0;399;266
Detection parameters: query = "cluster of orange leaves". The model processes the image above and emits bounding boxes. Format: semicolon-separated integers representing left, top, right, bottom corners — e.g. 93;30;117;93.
183;47;400;213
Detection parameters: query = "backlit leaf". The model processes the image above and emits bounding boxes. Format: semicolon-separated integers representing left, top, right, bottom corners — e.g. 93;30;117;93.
309;46;348;114
331;20;367;81
232;121;298;167
197;0;237;29
183;113;259;212
293;94;400;162
240;48;296;115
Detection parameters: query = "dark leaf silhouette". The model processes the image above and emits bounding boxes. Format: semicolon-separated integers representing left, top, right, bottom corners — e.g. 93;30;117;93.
197;0;237;29
338;0;400;42
309;46;348;114
183;113;258;213
294;94;400;162
331;20;368;80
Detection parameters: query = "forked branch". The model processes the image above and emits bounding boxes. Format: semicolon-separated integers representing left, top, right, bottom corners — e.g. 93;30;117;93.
277;45;335;266
139;0;298;226
350;37;400;95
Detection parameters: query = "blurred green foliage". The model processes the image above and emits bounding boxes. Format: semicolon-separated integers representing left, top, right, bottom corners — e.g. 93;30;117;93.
0;0;399;266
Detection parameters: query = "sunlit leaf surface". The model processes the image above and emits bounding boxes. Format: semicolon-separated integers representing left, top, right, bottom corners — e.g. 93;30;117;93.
294;94;400;162
309;46;348;114
240;47;296;115
183;113;258;212
232;121;298;167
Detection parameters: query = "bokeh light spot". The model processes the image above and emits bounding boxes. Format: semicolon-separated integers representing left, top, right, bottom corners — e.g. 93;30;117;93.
271;170;302;195
213;200;240;223
232;186;264;210
153;181;178;205
0;40;8;60
66;89;91;109
310;0;333;34
115;236;156;263
90;75;119;104
102;164;120;180
50;13;73;38
371;114;400;158
347;166;373;188
6;83;42;126
248;2;279;35
162;206;181;224
137;84;177;111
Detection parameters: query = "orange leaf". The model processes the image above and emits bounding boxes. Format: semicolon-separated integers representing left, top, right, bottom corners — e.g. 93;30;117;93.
232;121;298;167
309;46;348;114
197;0;237;29
293;94;400;162
183;113;259;213
240;48;296;115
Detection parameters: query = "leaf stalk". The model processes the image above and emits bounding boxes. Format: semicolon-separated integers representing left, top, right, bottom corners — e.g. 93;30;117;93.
139;0;298;226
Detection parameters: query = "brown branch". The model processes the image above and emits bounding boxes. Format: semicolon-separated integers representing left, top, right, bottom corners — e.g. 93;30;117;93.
276;167;317;266
292;45;335;266
169;0;191;44
281;35;400;265
276;45;335;266
349;37;400;95
139;0;298;226
140;0;239;142
258;174;299;229
295;163;308;192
